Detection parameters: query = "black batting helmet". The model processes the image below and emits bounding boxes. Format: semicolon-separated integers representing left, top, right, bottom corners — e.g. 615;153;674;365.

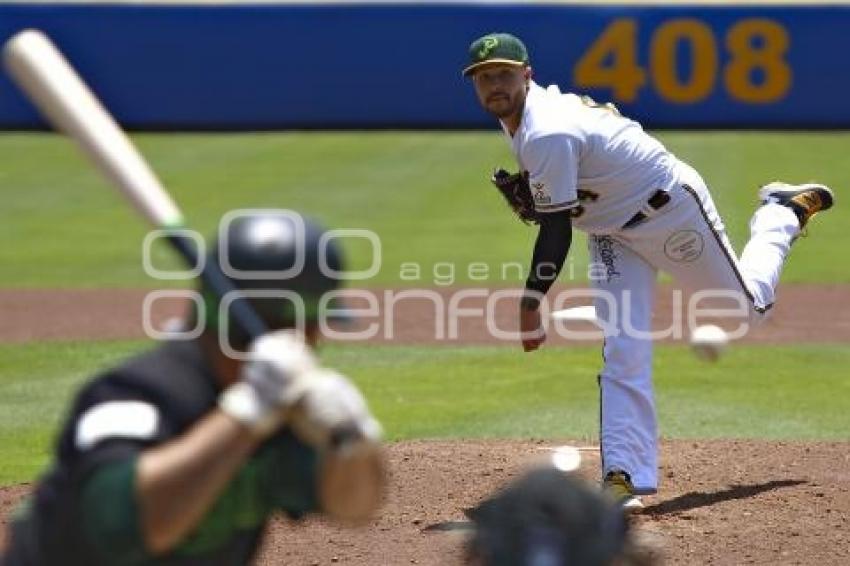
201;210;347;347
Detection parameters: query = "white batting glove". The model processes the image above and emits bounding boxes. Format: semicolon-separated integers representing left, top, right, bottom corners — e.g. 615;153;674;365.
288;368;386;521
219;330;317;436
288;369;383;450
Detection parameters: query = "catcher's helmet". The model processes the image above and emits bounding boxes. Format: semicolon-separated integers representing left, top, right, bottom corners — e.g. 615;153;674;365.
467;467;630;566
202;210;346;347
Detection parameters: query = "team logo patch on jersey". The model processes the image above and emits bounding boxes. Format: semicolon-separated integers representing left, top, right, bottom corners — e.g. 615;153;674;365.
532;182;551;205
664;230;705;263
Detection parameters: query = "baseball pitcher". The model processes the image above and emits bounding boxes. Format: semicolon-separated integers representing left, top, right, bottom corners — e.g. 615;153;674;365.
464;33;834;511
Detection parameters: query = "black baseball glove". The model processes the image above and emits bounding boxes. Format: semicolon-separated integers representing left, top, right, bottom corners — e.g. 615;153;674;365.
490;168;542;225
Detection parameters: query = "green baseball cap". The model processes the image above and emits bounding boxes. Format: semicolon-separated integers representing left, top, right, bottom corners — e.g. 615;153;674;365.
462;33;529;77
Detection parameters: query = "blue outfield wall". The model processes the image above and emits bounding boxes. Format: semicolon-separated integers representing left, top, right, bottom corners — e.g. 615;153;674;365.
0;3;848;129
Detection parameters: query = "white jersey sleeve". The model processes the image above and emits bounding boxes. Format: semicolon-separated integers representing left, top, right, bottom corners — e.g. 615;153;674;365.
506;82;678;232
523;134;580;214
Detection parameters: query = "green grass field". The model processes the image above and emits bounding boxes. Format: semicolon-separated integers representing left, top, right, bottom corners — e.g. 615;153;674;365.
1;340;848;485
0;131;847;287
1;131;848;487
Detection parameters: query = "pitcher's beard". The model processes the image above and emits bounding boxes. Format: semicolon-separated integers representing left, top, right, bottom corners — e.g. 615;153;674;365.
485;92;525;119
487;102;516;119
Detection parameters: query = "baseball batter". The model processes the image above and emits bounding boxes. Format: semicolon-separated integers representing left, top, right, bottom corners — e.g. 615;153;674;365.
2;212;384;565
463;33;834;510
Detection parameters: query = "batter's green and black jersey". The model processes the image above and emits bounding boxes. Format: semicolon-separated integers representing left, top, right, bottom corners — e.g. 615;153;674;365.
2;340;319;566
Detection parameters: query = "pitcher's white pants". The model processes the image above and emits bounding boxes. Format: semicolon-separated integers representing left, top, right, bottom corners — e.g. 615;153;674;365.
588;162;800;492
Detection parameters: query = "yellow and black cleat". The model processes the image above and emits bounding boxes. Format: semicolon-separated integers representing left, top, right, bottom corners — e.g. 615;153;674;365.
758;182;835;230
602;470;644;514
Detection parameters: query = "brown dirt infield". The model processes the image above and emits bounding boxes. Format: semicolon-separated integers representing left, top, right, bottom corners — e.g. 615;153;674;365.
2;284;850;344
2;440;849;565
265;439;850;565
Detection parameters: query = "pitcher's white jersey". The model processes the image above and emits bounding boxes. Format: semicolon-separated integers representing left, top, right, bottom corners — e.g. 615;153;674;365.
505;82;677;233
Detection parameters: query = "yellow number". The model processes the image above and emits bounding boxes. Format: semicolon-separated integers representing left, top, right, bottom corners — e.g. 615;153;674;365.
724;19;791;103
575;17;791;106
650;19;718;103
574;19;646;103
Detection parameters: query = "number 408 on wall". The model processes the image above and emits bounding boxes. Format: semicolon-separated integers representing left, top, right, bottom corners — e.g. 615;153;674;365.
574;18;791;104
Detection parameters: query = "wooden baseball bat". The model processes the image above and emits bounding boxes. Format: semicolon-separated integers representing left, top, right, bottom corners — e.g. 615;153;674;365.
2;29;266;340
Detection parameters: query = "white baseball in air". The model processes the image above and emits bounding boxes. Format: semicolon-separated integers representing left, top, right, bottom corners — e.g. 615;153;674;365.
549;445;582;472
690;324;729;362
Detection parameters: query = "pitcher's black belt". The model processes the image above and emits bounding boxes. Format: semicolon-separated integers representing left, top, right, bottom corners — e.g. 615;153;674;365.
622;190;671;229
